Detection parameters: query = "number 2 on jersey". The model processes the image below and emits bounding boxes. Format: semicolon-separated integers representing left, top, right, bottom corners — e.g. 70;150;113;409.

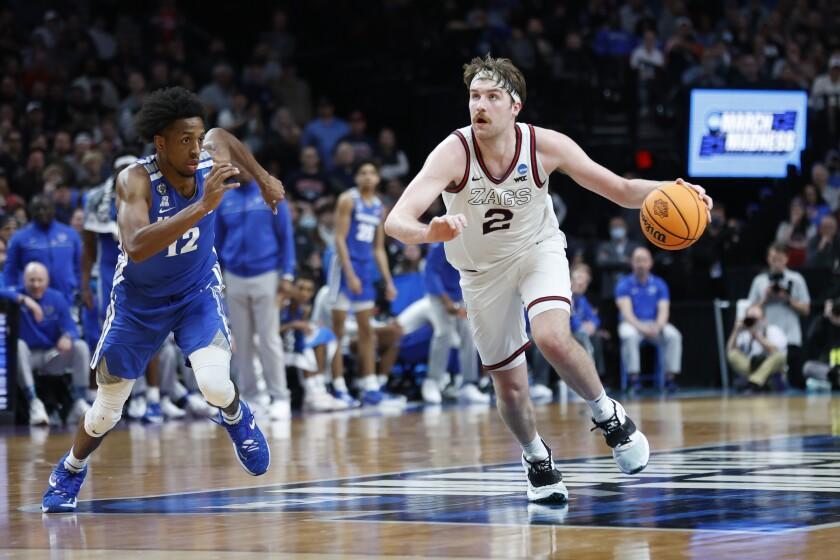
482;209;513;234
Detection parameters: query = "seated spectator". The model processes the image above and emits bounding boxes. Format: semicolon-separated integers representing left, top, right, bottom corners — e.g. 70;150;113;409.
806;215;840;269
727;304;788;393
329;141;356;193
280;273;347;412
5;195;81;304
340;110;375;161
803;183;831;229
285;146;332;203
615;247;683;391
809;52;840;111
396;242;487;405
748;242;811;386
302;98;350;170
775;197;811;267
13;262;90;425
376;128;409;182
802;297;840;391
630;30;664;116
569;263;605;376
812;162;838;211
596;216;638;299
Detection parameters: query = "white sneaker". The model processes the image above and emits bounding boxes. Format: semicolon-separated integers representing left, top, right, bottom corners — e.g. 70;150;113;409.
29;398;49;426
458;383;490;404
269;399;291;420
421;378;442;404
521;443;569;503
66;398;90;426
806;378;832;392
161;396;186;419
304;391;337;412
186;393;214;418
530;383;553;402
591;399;650;475
126;396;146;420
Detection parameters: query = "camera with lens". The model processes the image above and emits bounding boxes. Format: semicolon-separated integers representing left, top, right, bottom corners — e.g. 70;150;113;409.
768;271;793;296
743;316;757;328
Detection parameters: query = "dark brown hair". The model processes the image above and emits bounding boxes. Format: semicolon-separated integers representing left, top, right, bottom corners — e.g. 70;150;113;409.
462;54;527;105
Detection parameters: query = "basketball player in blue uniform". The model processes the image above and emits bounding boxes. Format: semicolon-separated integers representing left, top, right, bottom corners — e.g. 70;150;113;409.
42;87;284;513
328;161;403;407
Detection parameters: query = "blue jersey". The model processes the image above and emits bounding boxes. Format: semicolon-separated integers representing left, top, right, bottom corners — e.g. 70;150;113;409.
345;187;382;264
92;151;230;380
118;151;219;298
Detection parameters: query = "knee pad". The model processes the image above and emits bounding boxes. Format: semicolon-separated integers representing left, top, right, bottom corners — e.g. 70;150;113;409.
189;346;234;408
84;379;133;437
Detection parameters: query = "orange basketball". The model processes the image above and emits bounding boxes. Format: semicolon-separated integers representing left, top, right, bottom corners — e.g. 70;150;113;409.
639;182;708;250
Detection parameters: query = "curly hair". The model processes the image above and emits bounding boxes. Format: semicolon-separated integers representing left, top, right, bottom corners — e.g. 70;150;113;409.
462;54;527;105
134;87;206;141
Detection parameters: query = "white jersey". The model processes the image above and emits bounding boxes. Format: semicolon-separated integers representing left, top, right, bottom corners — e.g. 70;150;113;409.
442;122;560;271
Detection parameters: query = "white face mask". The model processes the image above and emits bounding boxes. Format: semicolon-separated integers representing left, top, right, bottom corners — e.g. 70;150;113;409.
610;227;626;240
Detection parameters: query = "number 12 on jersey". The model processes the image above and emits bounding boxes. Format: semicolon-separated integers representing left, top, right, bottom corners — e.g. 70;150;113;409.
156;217;200;257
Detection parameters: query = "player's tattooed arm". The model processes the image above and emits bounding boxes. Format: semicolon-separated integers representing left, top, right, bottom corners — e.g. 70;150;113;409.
116;164;236;262
203;127;285;214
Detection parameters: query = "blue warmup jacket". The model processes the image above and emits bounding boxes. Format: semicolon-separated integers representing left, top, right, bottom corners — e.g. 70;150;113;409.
13;287;80;350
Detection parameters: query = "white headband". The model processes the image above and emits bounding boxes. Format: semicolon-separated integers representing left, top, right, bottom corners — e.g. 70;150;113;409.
470;70;522;104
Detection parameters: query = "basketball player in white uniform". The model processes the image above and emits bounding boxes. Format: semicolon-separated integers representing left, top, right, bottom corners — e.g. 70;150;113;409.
385;55;713;503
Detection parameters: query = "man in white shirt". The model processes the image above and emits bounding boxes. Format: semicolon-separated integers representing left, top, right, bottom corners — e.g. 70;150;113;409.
726;304;787;391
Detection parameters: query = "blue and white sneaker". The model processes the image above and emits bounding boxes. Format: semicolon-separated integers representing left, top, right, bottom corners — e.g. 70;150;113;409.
42;453;87;513
332;389;361;408
216;401;270;476
142;402;163;424
361;389;407;408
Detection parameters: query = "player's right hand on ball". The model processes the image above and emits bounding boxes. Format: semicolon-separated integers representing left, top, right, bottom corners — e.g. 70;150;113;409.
202;162;240;212
425;214;467;242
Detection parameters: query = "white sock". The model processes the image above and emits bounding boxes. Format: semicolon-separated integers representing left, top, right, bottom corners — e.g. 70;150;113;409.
146;387;160;404
332;376;349;393
522;434;550;462
222;403;243;425
361;374;379;392
377;374;387;387
64;448;88;473
587;389;614;422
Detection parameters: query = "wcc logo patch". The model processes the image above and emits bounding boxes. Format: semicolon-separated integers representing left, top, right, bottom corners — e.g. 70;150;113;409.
25;435;840;534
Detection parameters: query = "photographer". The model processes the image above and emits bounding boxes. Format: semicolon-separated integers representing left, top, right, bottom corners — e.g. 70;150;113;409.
802;298;840;391
727;304;787;391
747;243;811;386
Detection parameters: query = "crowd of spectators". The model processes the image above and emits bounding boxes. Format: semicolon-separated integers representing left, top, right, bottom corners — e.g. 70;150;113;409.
0;2;838;417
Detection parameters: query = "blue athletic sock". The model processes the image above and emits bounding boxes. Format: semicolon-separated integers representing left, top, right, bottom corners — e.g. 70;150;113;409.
24;386;36;402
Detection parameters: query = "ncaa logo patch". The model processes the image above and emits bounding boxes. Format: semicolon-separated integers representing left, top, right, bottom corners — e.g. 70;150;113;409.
516;163;528;175
22;435;840;534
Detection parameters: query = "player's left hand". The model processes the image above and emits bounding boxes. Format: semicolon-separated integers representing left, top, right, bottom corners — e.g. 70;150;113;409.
675;178;712;223
385;282;398;302
257;174;285;215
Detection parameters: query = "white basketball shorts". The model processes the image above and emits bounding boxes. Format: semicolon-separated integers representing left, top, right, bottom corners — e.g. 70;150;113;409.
459;233;571;372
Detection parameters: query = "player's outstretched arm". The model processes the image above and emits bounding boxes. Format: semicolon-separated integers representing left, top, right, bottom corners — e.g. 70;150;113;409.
117;163;239;263
203;127;284;214
384;135;468;245
534;126;712;216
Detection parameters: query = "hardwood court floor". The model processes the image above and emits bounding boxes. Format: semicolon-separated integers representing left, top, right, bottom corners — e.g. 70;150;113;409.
2;394;840;559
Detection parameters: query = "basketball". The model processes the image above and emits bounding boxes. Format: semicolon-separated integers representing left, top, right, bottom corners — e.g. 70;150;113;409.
640;182;708;250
